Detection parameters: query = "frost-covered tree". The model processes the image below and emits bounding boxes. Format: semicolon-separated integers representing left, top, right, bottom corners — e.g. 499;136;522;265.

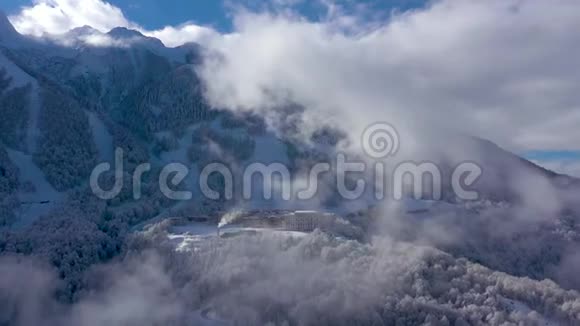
0;214;117;302
0;83;30;149
33;85;97;191
0;67;13;93
0;144;19;227
0;145;19;198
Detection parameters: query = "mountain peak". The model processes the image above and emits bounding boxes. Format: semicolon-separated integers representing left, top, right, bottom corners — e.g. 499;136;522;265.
106;26;164;48
0;10;19;43
69;25;100;36
107;27;145;39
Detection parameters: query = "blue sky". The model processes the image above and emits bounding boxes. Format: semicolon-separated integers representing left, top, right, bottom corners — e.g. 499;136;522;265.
2;0;427;32
524;151;580;177
524;151;580;161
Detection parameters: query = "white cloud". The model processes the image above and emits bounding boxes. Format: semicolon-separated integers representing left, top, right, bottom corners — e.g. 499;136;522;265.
145;23;219;47
80;33;126;47
197;0;580;152
8;0;216;46
9;0;133;36
7;0;580;152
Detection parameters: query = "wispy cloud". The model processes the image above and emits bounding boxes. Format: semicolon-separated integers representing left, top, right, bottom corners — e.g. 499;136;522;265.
8;0;133;37
197;0;580;153
8;0;217;47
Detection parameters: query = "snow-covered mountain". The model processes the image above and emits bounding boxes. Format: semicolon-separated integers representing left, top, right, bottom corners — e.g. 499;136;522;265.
0;10;217;225
2;12;580;325
0;11;19;44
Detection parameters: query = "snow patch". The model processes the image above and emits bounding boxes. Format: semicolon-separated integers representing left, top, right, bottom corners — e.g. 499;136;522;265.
25;83;40;153
0;53;34;89
6;148;63;229
87;111;114;162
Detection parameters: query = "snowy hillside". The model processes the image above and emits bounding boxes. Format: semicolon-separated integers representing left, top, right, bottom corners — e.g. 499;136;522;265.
1;10;580;326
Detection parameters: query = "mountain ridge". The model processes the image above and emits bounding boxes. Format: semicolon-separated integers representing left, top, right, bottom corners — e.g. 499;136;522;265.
0;10;20;44
0;19;577;229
